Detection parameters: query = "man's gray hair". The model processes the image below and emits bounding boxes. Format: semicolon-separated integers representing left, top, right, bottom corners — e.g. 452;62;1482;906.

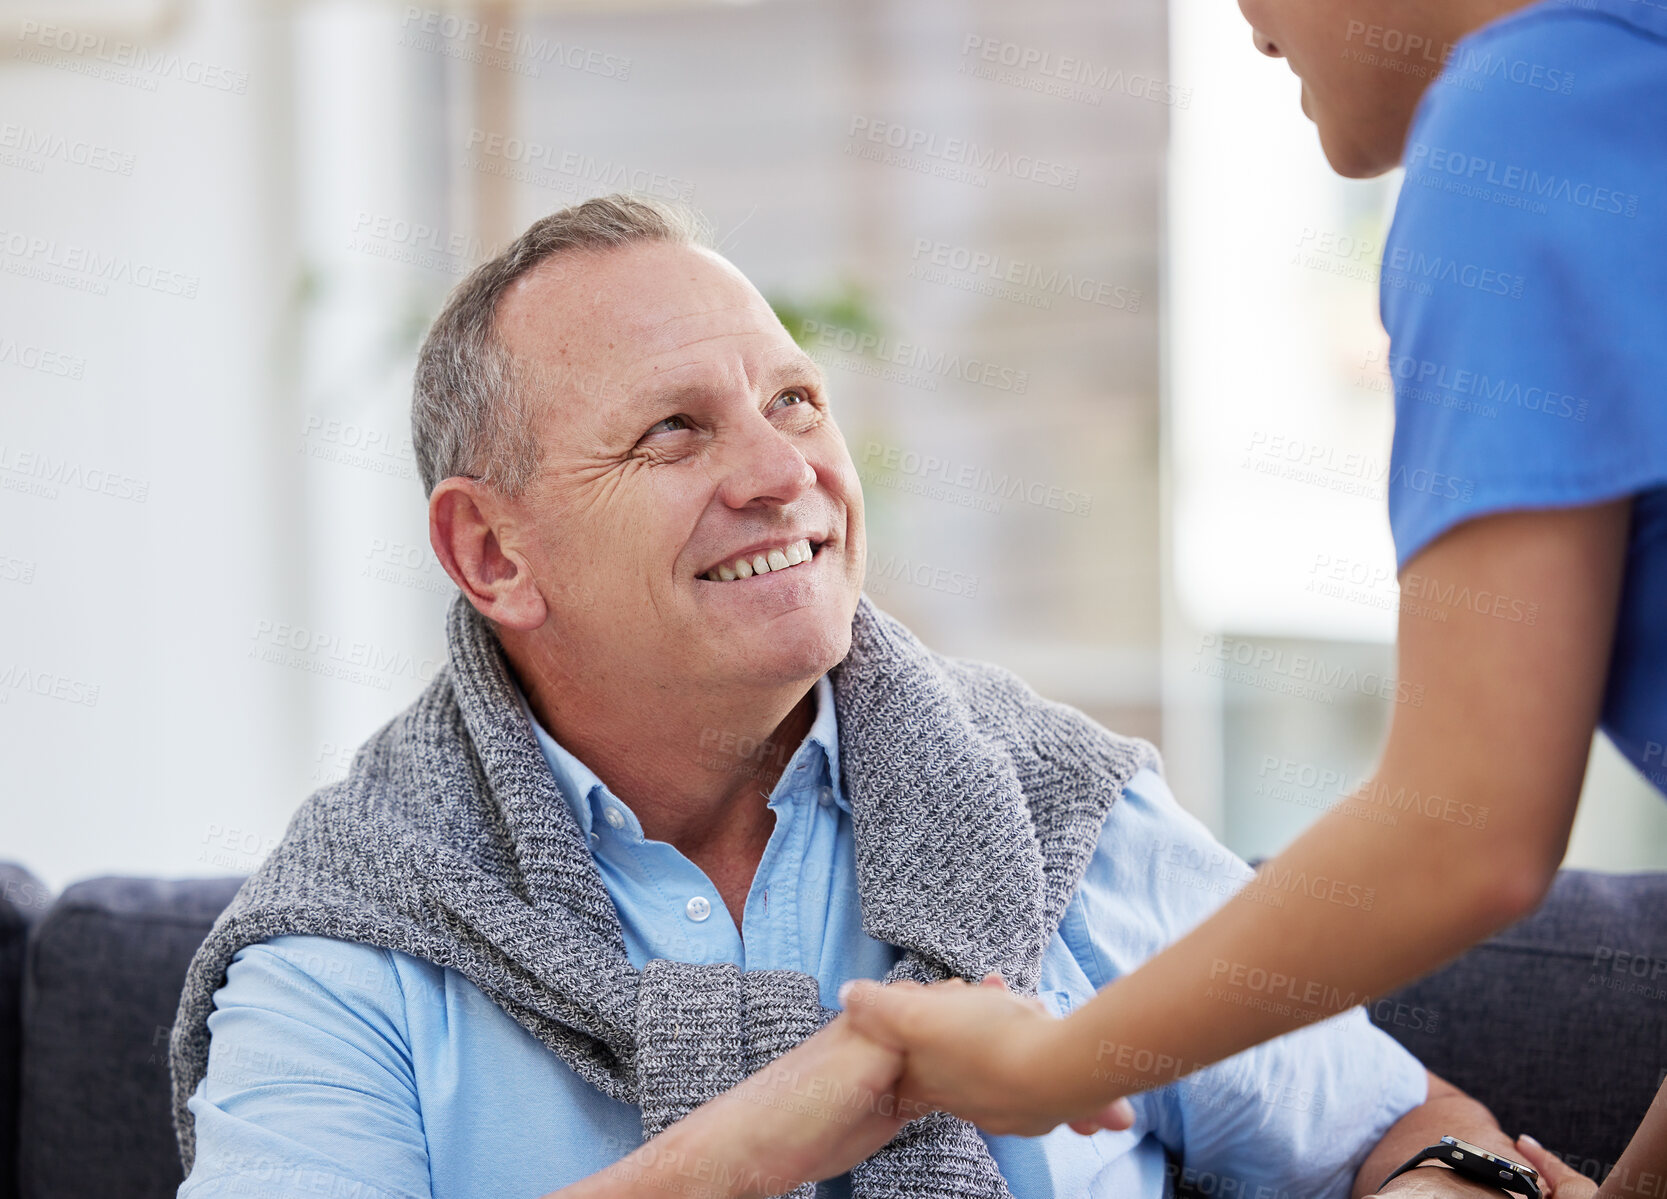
411;193;711;498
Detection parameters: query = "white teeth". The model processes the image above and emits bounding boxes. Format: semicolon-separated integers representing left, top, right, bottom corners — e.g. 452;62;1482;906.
704;538;819;582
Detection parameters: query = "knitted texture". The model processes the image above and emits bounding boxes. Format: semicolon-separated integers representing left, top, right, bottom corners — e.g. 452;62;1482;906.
169;593;1160;1197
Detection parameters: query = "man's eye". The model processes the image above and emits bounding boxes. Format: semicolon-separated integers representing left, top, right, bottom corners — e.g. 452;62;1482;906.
646;414;690;436
774;388;811;409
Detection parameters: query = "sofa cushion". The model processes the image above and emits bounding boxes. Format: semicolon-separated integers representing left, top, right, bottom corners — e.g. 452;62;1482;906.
19;875;244;1199
1;864;52;1199
1371;868;1667;1175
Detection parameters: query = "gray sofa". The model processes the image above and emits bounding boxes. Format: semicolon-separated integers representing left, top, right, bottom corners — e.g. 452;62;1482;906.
2;860;1661;1199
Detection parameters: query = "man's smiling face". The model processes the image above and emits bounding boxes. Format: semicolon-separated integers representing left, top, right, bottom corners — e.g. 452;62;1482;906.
492;239;866;695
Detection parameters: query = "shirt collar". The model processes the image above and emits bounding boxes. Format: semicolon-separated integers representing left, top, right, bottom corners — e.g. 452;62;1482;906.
510;673;848;841
802;673;842;799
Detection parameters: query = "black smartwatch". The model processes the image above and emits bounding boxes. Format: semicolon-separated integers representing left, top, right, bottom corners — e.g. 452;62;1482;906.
1378;1136;1542;1199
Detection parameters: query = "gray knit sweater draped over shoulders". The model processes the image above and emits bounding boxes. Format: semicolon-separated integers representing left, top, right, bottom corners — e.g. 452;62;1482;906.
169;592;1160;1198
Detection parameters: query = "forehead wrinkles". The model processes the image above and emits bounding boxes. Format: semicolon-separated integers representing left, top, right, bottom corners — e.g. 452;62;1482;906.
622;316;802;397
627;295;777;355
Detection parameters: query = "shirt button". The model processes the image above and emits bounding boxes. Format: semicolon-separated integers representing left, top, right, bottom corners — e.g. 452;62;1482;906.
818;786;834;807
603;806;626;830
685;896;712;922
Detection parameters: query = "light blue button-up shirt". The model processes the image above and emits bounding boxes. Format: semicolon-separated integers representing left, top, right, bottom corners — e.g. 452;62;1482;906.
180;673;1428;1199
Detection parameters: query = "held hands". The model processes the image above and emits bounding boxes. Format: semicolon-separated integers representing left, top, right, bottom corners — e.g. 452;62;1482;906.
562;1012;920;1199
838;972;1136;1138
692;1011;924;1196
587;974;1139;1199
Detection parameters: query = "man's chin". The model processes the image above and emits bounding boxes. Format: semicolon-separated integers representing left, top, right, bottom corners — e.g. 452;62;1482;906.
699;597;855;685
723;636;850;696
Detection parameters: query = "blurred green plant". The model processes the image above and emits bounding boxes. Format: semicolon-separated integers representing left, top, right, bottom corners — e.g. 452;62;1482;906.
768;281;882;350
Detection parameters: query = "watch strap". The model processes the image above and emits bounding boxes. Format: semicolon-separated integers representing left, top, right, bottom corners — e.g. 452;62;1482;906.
1379;1146;1538;1199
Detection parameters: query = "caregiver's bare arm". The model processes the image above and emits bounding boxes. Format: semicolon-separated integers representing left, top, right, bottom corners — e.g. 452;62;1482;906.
846;502;1630;1134
1046;501;1632;1101
547;1013;918;1199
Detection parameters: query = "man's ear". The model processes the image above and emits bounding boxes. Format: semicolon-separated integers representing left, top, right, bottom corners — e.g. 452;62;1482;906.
428;477;548;632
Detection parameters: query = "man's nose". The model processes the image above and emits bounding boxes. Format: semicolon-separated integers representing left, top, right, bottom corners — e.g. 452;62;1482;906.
1251;28;1283;57
715;417;816;507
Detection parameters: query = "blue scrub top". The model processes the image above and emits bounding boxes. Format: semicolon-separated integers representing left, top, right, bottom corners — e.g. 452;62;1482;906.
1380;0;1667;793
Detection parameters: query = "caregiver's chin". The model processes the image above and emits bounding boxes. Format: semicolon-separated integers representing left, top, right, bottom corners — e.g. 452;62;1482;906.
1237;0;1520;178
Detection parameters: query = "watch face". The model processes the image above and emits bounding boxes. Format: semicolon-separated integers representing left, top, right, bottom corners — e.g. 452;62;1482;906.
1439;1137;1541;1186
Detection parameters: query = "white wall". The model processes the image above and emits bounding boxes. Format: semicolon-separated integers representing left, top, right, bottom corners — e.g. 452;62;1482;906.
2;0;320;892
3;0;1175;893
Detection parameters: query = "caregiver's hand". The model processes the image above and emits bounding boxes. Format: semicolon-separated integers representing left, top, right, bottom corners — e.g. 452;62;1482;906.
840;973;1137;1138
553;1011;921;1199
1515;1134;1594;1199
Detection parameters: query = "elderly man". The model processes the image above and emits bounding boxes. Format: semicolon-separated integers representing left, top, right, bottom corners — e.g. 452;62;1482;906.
170;195;1522;1199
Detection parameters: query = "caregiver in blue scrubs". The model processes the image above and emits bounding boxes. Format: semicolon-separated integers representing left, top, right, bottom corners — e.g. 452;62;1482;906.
843;0;1667;1191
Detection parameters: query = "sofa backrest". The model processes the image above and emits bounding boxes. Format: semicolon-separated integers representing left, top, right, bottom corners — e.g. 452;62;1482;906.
5;866;1664;1198
1;864;51;1199
18;874;244;1199
1368;868;1667;1179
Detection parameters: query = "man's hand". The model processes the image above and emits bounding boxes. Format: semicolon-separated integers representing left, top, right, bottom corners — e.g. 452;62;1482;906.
839;972;1135;1138
715;1010;923;1192
553;1013;920;1199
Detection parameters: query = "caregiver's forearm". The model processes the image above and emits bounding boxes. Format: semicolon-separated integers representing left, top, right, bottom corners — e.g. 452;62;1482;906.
1597;1082;1667;1199
1046;765;1553;1107
1026;508;1620;1116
